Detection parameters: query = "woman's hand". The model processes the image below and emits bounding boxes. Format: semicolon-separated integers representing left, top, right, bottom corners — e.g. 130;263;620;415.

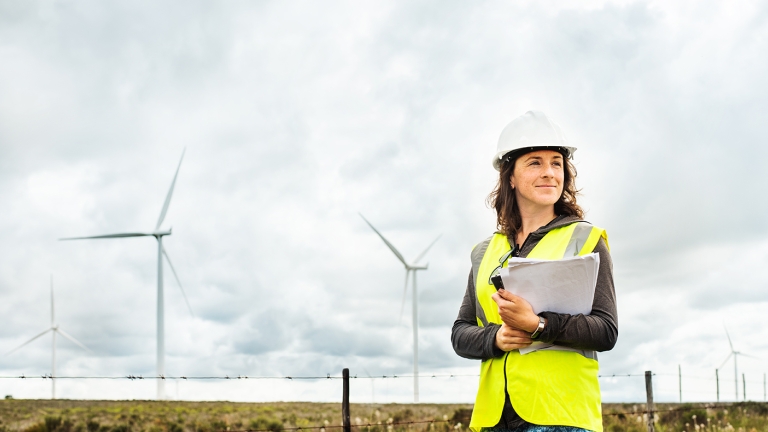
492;289;540;333
495;323;533;351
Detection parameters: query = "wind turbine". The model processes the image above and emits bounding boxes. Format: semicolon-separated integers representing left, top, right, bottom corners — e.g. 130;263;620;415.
718;327;758;401
60;149;192;400
4;276;91;399
359;213;440;403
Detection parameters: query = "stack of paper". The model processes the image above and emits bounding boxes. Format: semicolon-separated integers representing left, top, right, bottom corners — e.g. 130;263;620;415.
499;253;600;354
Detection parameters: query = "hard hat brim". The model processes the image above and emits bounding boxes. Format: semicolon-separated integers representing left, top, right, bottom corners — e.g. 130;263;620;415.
492;145;577;171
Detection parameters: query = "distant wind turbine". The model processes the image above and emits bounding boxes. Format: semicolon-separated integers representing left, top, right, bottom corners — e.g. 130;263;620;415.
718;326;758;401
4;276;91;399
359;213;440;403
60;149;193;400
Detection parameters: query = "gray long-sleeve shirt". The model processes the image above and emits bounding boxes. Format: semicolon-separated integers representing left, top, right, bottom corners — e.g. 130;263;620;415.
451;215;618;429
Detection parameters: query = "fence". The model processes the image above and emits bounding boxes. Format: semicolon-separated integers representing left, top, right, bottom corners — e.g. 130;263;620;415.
4;368;768;432
0;366;768;403
2;367;767;403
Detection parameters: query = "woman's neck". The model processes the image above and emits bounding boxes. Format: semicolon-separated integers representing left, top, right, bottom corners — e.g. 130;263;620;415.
515;205;557;247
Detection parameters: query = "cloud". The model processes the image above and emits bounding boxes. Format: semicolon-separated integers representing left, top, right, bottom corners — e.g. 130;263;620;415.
2;0;768;402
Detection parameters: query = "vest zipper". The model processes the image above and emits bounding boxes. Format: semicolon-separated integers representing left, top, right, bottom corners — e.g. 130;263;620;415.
514;215;562;257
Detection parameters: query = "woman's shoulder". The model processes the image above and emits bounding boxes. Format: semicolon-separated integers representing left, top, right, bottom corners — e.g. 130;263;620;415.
470;232;506;262
471;232;505;251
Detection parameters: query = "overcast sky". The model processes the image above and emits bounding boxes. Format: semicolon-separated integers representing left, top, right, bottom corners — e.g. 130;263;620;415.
2;0;768;404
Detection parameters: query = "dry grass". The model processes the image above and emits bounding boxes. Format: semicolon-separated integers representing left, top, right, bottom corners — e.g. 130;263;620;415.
4;400;768;432
602;402;768;432
0;400;472;432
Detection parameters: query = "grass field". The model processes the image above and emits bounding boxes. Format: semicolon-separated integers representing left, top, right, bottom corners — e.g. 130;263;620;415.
2;399;768;432
0;400;472;432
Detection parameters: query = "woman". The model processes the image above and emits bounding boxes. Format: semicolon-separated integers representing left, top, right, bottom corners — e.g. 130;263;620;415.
451;111;617;432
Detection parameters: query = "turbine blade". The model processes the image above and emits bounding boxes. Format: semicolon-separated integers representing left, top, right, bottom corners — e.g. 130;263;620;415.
4;328;53;356
718;352;733;370
59;232;154;240
156;148;186;231
162;244;195;317
55;328;92;353
398;270;409;325
359;213;408;266
724;326;735;351
739;352;761;360
413;234;441;264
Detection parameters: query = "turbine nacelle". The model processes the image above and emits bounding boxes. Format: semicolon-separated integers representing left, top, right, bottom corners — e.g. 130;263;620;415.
153;229;172;238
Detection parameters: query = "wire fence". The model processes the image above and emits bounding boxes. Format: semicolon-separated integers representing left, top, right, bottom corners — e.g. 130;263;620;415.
2;368;768;403
0;372;661;380
4;368;768;432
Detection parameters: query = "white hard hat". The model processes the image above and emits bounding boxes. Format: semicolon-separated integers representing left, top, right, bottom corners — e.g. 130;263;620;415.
492;110;576;171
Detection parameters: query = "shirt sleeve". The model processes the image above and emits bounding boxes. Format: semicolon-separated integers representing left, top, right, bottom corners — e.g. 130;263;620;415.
536;238;618;351
451;270;506;360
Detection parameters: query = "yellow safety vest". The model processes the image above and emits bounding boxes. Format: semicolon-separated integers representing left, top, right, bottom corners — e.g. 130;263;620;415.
469;221;609;432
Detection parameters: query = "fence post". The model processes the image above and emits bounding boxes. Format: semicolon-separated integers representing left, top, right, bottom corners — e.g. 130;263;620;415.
716;369;719;402
645;371;655;432
343;368;351;432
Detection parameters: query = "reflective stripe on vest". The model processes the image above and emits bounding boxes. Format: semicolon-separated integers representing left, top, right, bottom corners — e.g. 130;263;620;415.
469;222;609;432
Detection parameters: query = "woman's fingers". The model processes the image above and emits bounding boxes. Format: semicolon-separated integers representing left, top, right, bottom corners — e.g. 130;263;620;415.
497;339;532;351
495;324;533;351
500;328;531;342
503;327;532;338
493;290;539;332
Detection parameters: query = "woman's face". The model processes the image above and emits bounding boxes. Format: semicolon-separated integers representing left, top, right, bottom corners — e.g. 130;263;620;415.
510;149;564;210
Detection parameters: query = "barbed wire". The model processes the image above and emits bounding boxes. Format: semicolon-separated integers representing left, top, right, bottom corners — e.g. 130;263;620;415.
0;374;478;380
598;373;647;378
0;372;652;380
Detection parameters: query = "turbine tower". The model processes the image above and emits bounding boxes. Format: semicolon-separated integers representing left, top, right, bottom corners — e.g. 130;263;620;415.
718;327;758;401
4;276;91;399
360;213;440;403
61;149;192;400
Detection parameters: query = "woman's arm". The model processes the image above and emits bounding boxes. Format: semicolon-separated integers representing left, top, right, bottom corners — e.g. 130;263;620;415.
451;270;505;360
536;238;618;351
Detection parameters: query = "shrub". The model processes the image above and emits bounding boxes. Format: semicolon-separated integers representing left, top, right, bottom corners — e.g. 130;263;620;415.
249;417;283;432
391;409;413;424
23;423;47;432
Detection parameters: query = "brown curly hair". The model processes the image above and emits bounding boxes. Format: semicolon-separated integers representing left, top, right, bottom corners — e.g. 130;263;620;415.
486;151;583;240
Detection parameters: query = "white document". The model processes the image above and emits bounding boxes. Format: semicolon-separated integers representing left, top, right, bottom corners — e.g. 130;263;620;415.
499;253;600;354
